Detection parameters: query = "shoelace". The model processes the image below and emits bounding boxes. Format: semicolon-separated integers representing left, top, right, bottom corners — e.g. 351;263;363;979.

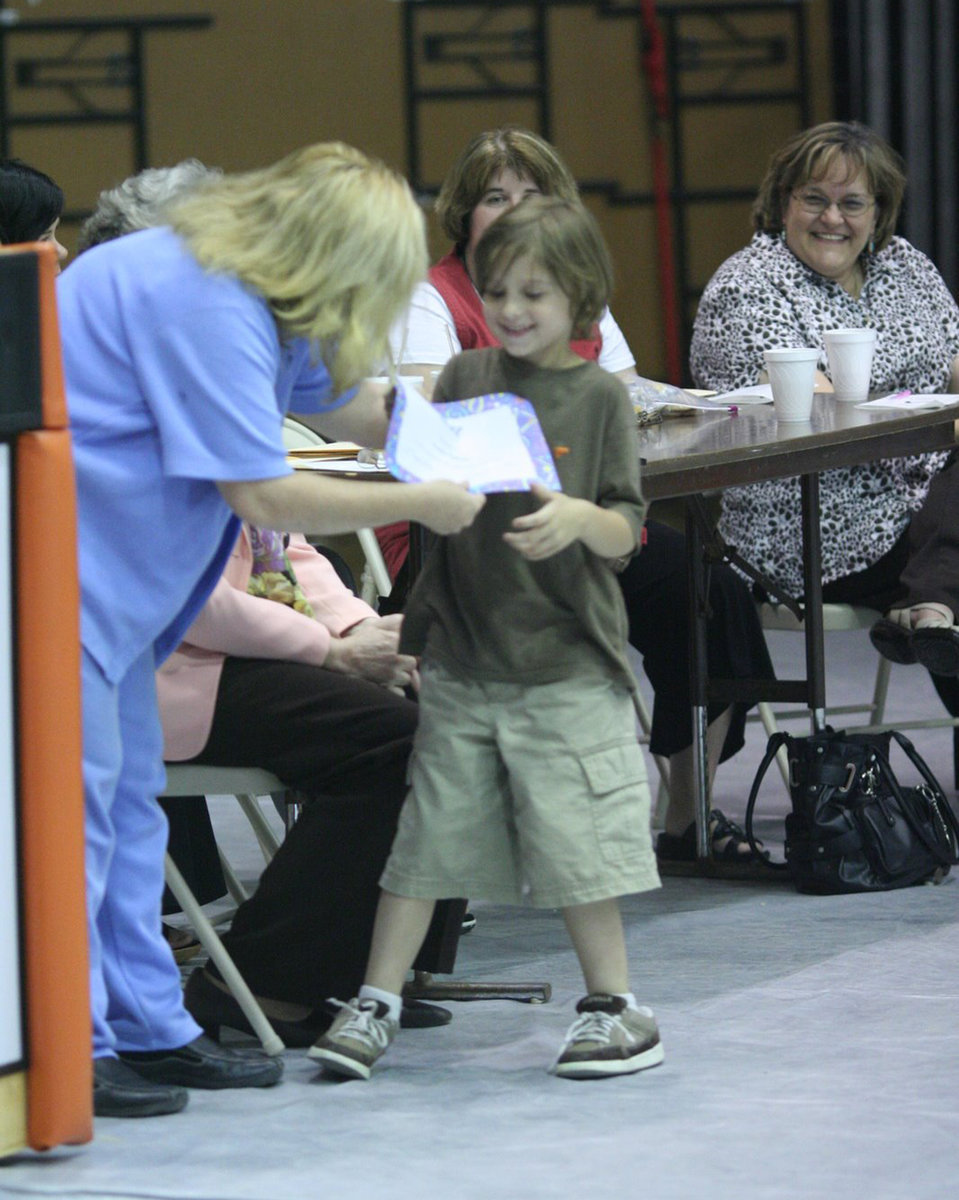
331;1000;393;1050
560;1010;620;1049
558;1004;654;1052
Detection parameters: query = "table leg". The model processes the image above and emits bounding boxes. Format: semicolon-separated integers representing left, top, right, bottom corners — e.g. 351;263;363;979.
685;500;711;859
799;474;827;732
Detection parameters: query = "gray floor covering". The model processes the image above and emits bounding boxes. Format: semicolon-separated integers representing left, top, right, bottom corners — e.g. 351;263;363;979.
3;630;959;1199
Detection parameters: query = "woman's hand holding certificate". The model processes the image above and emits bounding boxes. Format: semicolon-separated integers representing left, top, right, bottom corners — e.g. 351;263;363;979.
385;380;562;494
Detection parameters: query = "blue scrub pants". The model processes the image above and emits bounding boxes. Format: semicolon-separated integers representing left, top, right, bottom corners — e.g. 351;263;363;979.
82;646;201;1058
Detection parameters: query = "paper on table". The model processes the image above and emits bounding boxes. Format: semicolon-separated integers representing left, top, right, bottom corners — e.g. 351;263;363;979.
385;380;561;493
708;384;775;405
289;458;385;473
856;393;959;411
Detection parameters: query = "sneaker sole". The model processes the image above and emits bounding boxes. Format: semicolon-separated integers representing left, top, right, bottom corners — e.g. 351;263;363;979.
307;1045;373;1080
553;1041;665;1080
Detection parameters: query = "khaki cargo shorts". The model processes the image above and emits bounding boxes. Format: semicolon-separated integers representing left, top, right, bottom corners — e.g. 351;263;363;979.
381;663;660;908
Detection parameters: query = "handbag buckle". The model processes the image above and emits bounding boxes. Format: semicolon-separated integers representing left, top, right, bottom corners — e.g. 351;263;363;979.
859;764;879;796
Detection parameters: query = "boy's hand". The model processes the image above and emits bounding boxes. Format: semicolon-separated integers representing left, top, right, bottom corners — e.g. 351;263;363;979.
415;481;486;534
503;482;587;560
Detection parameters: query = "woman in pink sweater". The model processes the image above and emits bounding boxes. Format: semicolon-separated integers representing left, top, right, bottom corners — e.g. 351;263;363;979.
158;525;456;1043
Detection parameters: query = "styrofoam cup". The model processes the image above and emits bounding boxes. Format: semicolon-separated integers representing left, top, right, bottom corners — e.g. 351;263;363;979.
764;348;819;422
823;328;877;402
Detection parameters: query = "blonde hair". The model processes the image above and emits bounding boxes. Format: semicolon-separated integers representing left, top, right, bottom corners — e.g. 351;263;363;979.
474;196;612;339
435;127;580;249
168;142;427;392
753;121;906;252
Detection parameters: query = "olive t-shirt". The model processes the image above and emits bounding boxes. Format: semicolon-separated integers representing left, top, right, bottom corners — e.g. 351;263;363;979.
400;348;645;690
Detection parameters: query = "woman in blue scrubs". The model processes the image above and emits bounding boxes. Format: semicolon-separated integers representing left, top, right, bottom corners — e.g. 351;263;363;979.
56;142;485;1118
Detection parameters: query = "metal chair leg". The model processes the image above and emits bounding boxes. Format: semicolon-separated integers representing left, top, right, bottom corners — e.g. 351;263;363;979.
234;792;283;862
164;853;285;1056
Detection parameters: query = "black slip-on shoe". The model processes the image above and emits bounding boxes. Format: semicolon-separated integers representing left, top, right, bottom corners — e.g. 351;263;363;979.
399;997;453;1028
912;626;959;677
94;1057;188;1118
184;967;451;1045
184;966;327;1048
119;1033;283;1090
870;616;918;665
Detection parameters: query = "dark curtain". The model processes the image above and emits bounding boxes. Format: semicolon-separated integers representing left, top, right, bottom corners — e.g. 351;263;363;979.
831;0;958;294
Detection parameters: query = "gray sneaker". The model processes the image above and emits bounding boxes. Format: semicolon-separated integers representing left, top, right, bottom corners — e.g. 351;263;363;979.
552;993;664;1079
308;997;398;1080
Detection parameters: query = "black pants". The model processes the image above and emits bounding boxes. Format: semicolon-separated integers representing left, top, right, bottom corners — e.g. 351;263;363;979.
899;453;959;615
173;656;460;1006
161;797;226;911
619;520;776;762
820;513;959;718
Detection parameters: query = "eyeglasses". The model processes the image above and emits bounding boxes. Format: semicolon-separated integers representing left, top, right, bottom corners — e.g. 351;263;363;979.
792;190;876;218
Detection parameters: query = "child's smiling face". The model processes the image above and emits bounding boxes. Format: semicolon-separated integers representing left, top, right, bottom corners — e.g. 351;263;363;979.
482;253;579;370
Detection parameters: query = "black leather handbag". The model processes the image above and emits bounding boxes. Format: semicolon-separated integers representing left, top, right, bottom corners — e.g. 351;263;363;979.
745;727;959;894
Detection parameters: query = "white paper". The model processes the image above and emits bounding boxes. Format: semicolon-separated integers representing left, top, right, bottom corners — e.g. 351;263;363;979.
290;458;384;473
856;393;959;411
391;385;537;487
709;384;775;405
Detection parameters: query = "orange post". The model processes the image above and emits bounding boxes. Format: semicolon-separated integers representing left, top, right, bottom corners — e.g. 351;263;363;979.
11;245;92;1149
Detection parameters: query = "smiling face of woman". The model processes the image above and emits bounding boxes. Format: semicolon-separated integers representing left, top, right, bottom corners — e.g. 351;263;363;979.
782;158;877;294
464;168;542;279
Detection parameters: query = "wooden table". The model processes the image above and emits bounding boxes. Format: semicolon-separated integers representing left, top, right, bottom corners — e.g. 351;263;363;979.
638;396;959;859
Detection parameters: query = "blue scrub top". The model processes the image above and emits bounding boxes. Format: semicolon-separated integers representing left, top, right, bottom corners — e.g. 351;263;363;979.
57;227;354;682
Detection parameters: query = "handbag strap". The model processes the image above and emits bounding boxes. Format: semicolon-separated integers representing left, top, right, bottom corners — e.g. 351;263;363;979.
874;731;959;865
744;731;791;871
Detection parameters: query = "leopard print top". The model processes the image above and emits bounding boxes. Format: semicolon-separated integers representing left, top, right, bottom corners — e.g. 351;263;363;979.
690;232;959;597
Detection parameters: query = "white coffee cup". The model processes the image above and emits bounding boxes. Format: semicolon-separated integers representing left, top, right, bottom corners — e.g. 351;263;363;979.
823;328;877;402
763;348;819;422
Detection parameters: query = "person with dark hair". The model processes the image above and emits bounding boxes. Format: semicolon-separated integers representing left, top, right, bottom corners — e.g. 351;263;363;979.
0;157;68;267
691;120;959;713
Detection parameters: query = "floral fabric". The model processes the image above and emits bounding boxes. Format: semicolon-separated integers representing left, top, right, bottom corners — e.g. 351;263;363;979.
690;232;959;596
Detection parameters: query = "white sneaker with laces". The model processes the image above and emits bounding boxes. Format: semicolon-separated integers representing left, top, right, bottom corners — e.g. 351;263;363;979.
552;993;664;1079
308;997;398;1080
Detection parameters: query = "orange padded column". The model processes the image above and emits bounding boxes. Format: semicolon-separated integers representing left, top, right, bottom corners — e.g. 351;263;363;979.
15;246;91;1149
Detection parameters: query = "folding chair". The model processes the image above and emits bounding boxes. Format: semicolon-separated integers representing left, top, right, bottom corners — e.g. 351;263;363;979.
754;601;959;786
161;764;290;1055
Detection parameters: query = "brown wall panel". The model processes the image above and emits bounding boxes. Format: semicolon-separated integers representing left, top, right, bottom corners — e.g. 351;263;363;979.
6;0;833;381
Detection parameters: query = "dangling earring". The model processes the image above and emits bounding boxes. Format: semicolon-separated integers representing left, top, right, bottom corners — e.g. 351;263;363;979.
868;236;875;255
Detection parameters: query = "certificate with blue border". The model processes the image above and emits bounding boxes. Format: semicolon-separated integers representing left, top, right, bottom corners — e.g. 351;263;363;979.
385;382;561;494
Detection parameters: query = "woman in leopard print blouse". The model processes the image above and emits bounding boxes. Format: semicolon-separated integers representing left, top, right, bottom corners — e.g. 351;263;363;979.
691;120;959;689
